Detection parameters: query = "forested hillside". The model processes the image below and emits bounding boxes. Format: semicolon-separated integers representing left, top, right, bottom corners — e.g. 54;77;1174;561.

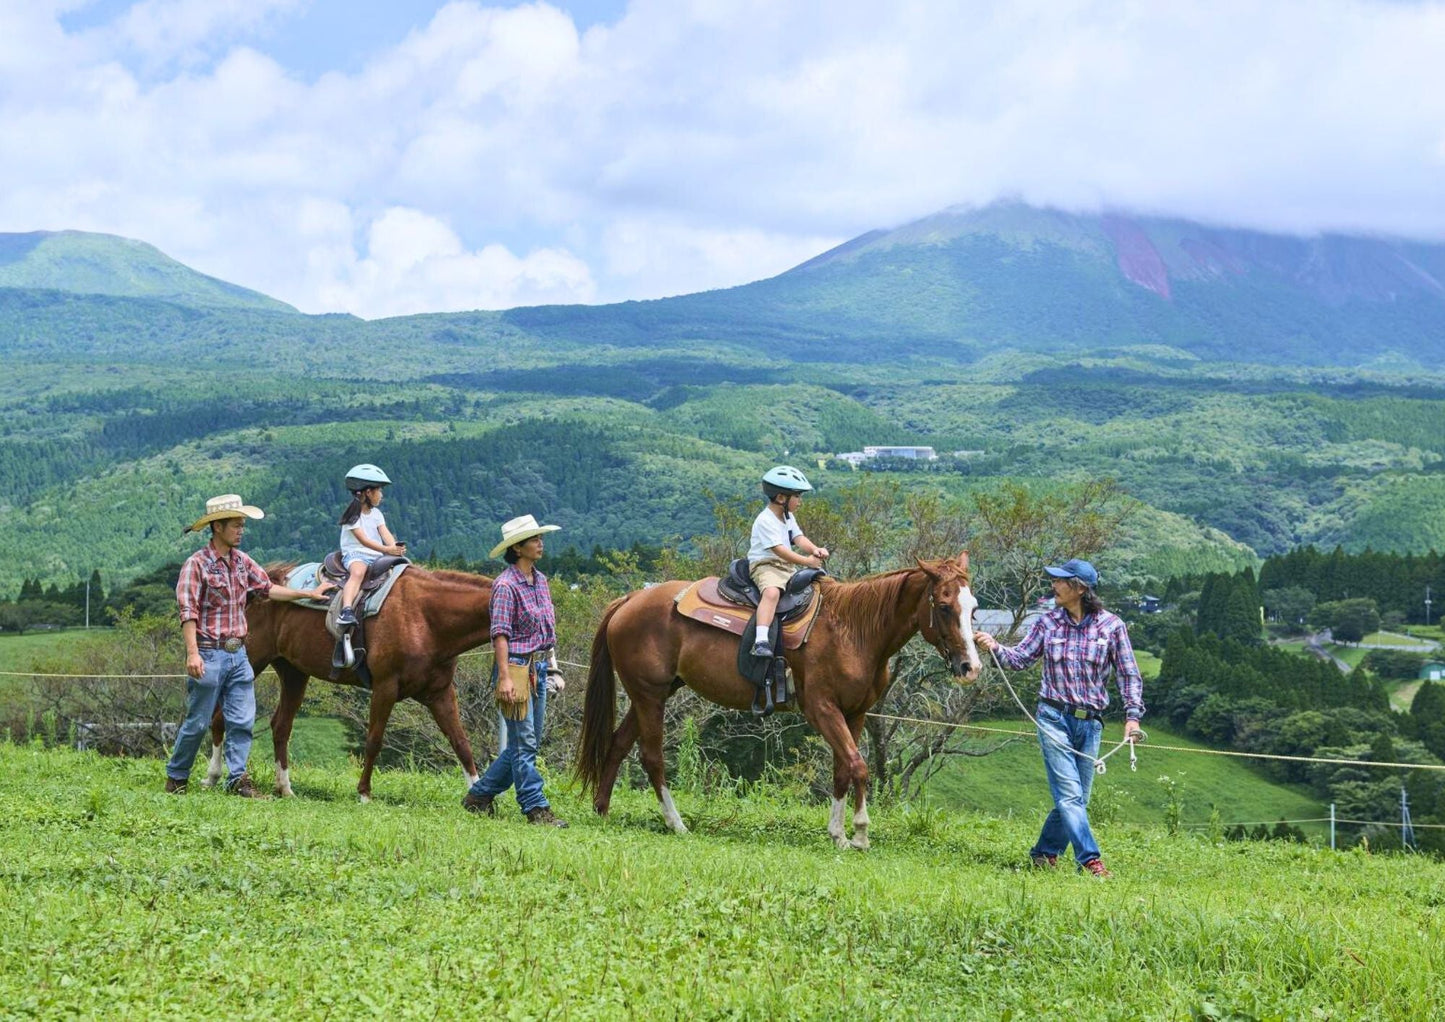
4;203;1445;596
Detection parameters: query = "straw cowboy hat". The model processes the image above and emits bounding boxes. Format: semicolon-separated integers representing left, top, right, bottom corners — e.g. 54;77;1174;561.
184;494;265;534
490;514;561;558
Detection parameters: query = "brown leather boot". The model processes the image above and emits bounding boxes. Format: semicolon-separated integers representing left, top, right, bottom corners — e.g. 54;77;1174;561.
164;776;187;794
228;773;267;799
525;806;568;828
462;791;495;816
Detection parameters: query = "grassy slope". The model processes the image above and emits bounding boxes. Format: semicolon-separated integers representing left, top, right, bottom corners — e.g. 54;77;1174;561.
2;742;1442;1019
922;719;1327;834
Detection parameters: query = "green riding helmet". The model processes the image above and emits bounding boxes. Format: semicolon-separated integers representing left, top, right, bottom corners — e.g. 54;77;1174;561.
762;464;813;500
344;463;392;493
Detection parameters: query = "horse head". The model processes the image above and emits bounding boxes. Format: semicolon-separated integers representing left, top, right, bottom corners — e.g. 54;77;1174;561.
915;552;981;682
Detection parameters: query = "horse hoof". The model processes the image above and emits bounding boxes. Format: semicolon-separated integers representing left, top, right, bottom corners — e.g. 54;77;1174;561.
850;835;871;851
833;835;852;851
358;793;371;804
274;786;293;798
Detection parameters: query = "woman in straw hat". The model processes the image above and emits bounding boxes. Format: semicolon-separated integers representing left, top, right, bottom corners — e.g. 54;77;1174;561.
166;494;334;797
462;514;568;826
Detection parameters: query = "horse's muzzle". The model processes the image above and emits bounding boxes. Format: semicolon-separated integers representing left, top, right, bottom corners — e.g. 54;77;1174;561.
949;653;980;682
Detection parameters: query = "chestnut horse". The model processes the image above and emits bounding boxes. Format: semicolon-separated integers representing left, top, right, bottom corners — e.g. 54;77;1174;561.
204;564;493;801
577;553;981;849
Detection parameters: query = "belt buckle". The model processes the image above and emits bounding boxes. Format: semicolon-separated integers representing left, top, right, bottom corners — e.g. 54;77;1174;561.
222;637;244;653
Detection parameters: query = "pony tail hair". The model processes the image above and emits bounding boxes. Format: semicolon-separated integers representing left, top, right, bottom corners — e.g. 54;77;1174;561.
339;496;363;527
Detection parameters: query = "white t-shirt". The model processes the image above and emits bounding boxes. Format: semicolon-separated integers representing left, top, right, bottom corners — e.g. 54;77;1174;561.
340;507;387;556
749;508;800;564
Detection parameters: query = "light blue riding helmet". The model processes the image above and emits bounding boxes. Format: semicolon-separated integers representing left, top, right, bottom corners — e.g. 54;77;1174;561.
344;464;392;492
762;465;813;499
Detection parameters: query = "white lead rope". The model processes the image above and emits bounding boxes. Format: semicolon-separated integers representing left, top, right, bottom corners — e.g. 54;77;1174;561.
984;644;1143;775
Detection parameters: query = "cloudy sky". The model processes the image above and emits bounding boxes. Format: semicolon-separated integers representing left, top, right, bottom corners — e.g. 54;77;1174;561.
3;0;1443;317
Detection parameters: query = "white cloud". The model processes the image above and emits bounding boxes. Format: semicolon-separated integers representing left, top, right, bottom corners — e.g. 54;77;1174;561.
2;0;1445;315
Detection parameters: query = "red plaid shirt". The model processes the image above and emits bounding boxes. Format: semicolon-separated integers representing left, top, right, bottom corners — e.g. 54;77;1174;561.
489;565;556;655
176;544;272;642
994;608;1145;720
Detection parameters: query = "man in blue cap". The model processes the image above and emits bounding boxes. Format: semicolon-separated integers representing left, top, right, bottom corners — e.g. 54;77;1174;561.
978;557;1144;877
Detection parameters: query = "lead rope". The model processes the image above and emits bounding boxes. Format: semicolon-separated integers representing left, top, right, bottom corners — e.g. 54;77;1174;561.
983;643;1143;775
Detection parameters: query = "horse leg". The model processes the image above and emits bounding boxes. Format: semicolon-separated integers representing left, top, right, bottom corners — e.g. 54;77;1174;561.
808;702;869;851
846;712;871;850
357;692;398;803
423;685;480;789
201;710;226;788
269;664;309;797
633;693;686;834
594;706;640;816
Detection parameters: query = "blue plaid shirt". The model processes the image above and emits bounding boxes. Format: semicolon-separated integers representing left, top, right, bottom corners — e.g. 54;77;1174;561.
994;608;1145;720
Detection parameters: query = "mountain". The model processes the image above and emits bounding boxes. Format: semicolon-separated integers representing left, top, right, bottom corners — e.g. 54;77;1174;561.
505;202;1445;367
4;203;1445;594
0;231;296;313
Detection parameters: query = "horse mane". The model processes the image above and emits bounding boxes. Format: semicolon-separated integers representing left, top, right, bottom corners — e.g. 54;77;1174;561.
820;568;919;647
264;561;298;584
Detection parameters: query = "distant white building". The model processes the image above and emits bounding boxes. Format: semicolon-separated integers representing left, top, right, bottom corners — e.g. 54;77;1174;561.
836;444;939;466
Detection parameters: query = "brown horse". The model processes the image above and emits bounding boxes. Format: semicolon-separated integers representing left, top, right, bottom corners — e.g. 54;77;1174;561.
576;553;981;849
204;563;494;801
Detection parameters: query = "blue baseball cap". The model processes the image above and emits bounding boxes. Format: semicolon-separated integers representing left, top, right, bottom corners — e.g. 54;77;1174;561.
1045;558;1099;588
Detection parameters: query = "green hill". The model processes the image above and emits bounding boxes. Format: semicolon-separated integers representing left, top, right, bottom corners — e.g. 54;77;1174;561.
3;742;1441;1018
0;231;295;312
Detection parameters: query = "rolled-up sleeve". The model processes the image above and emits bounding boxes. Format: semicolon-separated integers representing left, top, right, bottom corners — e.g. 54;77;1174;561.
490;581;517;641
995;615;1047;671
1111;624;1146;720
176;557;203;625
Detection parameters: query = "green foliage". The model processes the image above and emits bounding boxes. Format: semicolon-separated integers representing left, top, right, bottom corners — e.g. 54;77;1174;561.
4;741;1445;1019
1311;599;1382;645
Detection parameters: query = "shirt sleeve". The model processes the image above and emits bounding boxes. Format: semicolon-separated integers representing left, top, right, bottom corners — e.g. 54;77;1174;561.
995;614;1048;671
240;552;273;598
490;580;517;641
176;555;203;625
1110;621;1145;719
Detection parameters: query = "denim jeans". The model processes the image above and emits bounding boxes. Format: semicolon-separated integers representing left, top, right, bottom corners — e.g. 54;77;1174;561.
166;646;255;786
496;659;547;755
472;658;549;813
1032;702;1103;866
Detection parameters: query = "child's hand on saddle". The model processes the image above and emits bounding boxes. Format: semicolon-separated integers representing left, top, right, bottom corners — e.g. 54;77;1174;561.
386;543;406;556
815;546;830;561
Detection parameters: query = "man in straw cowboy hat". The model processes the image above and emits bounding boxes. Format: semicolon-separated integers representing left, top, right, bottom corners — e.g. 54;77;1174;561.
462;514;568;826
166;494;334;797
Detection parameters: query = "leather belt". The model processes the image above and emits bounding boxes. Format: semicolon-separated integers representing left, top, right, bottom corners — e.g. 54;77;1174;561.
198;637;245;653
507;648;553;666
1039;696;1102;721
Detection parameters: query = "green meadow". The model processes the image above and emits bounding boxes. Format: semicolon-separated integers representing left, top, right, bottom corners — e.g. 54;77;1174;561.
2;741;1442;1019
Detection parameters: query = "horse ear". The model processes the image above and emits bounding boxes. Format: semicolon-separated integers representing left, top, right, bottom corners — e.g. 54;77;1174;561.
915;556;941;579
956;550;970;572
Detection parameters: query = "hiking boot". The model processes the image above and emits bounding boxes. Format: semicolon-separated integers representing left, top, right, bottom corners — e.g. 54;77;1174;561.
750;640;773;658
228;773;267;799
462;791;495;816
525;806;569;828
1030;853;1058;869
337;607;358;626
1081;858;1112;878
164;776;188;795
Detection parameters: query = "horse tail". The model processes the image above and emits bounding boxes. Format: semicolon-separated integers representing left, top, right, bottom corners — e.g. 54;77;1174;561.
576;595;628;793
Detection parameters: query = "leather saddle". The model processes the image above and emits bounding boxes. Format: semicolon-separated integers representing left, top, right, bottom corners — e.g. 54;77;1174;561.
674;561;826;717
320;552;410;685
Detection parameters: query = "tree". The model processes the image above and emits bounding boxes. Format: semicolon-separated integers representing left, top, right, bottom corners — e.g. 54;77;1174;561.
969;479;1128;640
1311;598;1381;645
1263;586;1315;634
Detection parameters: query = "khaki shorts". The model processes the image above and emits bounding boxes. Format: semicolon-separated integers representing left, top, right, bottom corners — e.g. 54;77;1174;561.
750;559;796;591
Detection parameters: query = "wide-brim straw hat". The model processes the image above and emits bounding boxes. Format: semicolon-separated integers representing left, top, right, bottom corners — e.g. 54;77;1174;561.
490;514;561;558
184;494;265;534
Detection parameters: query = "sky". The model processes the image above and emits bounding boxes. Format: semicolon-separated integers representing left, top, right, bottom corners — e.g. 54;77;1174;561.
3;0;1444;318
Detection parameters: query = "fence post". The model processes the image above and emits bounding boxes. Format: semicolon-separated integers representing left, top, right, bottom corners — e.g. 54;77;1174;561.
1329;802;1336;851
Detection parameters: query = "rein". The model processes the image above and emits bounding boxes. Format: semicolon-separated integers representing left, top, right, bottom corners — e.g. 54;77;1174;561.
983;644;1142;775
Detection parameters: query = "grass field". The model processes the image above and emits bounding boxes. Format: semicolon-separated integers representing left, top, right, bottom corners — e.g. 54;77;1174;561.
0;627;106;671
922;719;1327;836
2;740;1442;1019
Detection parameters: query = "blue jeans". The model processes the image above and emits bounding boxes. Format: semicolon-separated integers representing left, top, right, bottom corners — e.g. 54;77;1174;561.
1032;703;1103;866
166;647;255;786
496;660;547;755
472;658;548;813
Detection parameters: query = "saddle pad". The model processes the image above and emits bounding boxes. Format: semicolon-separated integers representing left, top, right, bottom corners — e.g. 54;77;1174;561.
673;577;822;650
286;562;409;617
